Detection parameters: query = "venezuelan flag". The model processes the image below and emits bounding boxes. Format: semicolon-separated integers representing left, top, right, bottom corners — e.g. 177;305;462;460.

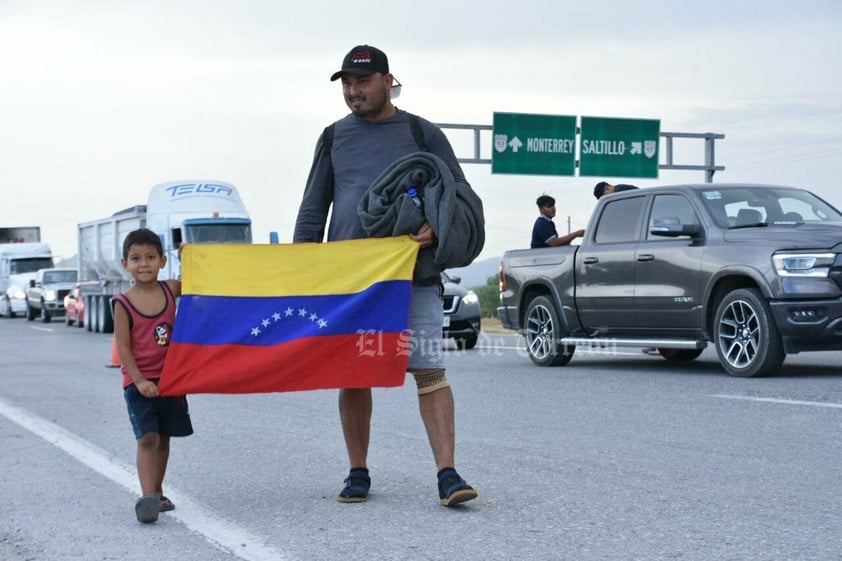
157;236;419;395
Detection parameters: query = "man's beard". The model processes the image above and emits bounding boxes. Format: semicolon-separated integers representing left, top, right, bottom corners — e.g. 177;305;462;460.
347;91;387;118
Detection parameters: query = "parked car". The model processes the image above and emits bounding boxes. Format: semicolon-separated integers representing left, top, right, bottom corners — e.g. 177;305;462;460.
64;281;100;328
442;271;481;349
1;283;29;318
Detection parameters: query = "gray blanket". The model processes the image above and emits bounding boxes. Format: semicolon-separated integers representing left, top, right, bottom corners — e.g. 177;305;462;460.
358;151;485;283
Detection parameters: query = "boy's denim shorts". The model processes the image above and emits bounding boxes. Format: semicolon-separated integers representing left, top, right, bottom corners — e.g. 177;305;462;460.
124;381;194;439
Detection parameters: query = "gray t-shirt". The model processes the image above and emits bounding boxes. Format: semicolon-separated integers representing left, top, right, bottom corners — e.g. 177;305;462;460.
294;109;469;246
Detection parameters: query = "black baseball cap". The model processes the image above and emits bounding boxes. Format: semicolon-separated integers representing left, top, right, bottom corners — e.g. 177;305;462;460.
330;45;390;81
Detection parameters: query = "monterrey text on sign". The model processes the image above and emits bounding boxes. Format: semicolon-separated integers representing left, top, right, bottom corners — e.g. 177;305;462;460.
492;112;577;176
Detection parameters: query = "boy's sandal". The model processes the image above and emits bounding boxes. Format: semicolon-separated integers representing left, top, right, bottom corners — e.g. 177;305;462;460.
159;496;175;512
135;494;160;523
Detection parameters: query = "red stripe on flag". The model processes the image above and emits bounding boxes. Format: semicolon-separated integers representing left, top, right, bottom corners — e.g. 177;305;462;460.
158;333;409;395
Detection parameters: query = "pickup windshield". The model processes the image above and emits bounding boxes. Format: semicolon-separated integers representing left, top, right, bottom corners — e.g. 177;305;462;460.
43;271;78;283
696;186;842;229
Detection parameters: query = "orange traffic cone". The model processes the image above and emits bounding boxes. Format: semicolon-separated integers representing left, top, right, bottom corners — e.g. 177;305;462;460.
106;337;121;368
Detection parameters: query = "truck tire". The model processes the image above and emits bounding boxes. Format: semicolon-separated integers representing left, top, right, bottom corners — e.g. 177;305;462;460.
85;295;94;331
40;301;51;323
714;288;785;377
456;334;478;350
523;295;575;367
659;349;704;361
98;295;114;333
90;296;100;333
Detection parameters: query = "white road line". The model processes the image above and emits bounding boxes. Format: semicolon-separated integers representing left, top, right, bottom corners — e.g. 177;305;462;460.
0;397;291;561
711;394;842;409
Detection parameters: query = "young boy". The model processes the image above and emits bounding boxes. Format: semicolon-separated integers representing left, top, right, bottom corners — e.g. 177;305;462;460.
112;228;192;523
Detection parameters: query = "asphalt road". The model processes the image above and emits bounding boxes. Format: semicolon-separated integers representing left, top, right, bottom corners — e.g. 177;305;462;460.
1;318;840;561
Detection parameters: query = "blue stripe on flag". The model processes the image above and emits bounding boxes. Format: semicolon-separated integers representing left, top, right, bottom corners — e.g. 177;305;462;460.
172;279;411;346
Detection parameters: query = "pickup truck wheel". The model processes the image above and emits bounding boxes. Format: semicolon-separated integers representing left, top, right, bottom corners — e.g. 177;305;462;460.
714;288;785;377
40;302;52;323
524;296;575;367
659;349;703;361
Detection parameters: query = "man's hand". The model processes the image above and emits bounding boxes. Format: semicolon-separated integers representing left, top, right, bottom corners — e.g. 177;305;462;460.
410;222;436;248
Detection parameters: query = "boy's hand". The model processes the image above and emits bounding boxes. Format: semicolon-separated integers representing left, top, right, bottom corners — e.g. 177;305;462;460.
135;379;160;398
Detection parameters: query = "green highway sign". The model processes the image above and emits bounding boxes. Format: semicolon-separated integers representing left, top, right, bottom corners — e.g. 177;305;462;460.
579;116;660;178
492;112;577;175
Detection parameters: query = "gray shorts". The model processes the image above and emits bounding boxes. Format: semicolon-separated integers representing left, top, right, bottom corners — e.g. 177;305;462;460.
407;283;445;370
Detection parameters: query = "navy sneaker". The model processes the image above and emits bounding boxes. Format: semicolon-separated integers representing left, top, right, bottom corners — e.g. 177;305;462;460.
337;468;370;503
437;468;478;506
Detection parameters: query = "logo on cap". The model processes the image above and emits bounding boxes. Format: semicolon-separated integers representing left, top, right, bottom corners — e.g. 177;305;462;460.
351;50;373;64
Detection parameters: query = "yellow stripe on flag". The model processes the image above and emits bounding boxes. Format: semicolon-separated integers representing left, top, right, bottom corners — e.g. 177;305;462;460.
180;236;420;297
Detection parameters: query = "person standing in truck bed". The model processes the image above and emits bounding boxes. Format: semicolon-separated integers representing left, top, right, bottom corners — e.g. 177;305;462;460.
531;195;585;248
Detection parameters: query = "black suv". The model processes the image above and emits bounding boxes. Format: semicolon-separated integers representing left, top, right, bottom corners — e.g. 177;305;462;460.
441;271;481;349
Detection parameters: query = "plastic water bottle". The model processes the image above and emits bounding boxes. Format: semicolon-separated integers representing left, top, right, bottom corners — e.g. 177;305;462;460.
408;187;423;211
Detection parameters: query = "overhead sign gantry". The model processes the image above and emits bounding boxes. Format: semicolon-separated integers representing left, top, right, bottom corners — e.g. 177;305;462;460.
437;112;724;183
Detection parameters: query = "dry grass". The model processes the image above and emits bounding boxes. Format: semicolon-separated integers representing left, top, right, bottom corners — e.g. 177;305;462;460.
481;316;510;334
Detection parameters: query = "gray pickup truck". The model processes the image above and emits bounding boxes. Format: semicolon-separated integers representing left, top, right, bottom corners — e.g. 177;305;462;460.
497;183;842;377
26;267;78;323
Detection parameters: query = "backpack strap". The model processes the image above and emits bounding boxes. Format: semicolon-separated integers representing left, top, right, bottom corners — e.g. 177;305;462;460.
323;112;426;162
407;113;428;152
322;123;335;155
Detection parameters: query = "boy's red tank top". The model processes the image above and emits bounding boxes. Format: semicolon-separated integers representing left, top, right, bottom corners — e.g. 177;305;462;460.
112;281;177;389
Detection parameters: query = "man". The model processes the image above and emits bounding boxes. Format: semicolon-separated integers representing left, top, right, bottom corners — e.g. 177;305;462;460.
531;195;585;248
593;181;638;199
294;45;478;507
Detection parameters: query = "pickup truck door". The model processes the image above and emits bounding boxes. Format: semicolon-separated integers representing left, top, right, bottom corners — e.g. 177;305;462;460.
575;195;646;332
634;193;705;331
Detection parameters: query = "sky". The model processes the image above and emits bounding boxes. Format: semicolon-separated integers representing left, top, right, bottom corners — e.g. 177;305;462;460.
2;0;842;262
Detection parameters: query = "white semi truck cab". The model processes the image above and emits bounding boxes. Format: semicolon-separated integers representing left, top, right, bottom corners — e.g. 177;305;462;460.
77;180;252;333
0;241;54;318
146;180;252;279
